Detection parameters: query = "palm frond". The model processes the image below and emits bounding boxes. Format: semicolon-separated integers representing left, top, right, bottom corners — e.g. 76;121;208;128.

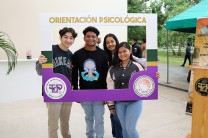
0;32;18;75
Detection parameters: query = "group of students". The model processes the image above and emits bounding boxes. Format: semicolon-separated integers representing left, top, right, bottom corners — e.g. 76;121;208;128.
36;26;158;138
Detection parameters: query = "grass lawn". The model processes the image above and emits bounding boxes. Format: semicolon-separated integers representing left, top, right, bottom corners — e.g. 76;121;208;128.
158;50;185;66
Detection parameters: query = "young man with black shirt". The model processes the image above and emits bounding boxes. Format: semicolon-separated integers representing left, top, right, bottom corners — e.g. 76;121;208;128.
131;36;142;58
72;26;109;138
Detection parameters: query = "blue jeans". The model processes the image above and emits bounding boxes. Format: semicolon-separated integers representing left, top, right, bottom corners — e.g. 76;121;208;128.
116;100;143;138
110;114;123;138
81;102;105;138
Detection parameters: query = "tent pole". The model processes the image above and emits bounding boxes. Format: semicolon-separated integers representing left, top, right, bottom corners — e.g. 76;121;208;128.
166;30;170;83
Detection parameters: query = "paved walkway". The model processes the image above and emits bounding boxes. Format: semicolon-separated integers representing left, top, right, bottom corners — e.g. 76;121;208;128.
0;85;191;138
0;63;192;138
158;63;190;92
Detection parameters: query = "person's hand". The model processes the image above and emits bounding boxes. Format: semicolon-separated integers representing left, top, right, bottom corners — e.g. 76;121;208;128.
38;55;47;64
109;109;116;115
156;72;160;79
157;56;160;63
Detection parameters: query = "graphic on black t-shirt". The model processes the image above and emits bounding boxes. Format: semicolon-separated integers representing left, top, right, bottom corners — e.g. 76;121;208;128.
81;59;99;81
52;45;72;82
53;56;71;69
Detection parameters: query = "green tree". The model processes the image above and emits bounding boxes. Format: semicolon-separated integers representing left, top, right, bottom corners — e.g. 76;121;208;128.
128;0;199;57
127;0;148;44
128;0;148;13
163;0;198;55
127;26;146;44
128;0;167;47
149;1;166;30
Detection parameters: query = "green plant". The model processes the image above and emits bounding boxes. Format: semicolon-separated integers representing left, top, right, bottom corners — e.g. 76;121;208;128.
0;32;18;75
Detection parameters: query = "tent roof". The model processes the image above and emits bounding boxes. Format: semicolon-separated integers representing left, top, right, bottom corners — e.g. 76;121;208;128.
166;0;208;33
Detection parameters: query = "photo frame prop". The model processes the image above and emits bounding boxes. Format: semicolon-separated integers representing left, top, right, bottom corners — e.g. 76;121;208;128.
40;13;158;102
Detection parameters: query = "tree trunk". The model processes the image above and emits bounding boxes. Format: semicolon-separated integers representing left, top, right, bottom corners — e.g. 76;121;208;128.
177;40;182;56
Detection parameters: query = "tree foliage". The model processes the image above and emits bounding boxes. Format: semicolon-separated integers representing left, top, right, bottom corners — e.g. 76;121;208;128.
127;26;146;44
128;0;200;55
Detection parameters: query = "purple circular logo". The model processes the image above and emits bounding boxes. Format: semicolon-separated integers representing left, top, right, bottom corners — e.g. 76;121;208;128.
133;75;155;97
44;77;67;99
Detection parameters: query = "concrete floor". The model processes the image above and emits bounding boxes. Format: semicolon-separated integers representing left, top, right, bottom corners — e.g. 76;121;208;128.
0;85;191;138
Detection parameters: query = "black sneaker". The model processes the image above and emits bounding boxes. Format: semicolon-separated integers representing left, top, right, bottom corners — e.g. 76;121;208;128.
181;65;184;67
185;103;192;115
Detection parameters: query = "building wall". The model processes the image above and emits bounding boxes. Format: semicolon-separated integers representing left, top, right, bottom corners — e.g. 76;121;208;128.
0;0;127;102
0;0;127;59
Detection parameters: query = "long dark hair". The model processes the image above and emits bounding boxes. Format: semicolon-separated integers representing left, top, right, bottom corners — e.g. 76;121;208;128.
112;42;135;66
103;33;119;66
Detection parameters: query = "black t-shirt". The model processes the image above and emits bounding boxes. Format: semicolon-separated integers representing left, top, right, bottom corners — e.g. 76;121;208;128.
52;45;73;82
72;47;109;90
132;42;142;58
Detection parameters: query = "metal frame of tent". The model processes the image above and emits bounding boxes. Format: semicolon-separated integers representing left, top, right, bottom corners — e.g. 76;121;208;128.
165;0;208;83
